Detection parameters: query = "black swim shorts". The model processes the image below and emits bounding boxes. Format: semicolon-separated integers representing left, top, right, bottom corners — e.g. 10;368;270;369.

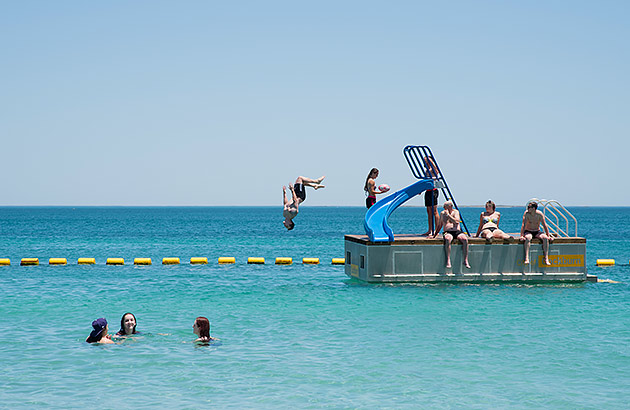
524;230;541;238
425;189;439;207
445;229;463;239
366;195;376;209
294;183;306;202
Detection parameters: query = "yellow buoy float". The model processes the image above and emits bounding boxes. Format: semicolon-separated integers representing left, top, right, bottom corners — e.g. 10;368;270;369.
275;257;292;265
162;257;180;265
8;255;358;267
21;258;39;266
596;259;615;266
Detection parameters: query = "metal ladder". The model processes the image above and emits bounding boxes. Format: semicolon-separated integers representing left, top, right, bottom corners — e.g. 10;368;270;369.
403;145;470;235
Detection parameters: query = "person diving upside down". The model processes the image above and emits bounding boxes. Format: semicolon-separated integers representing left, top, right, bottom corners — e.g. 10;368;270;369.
282;175;325;230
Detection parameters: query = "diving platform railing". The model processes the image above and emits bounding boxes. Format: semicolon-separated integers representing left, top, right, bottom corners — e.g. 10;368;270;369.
528;198;578;238
403;145;470;235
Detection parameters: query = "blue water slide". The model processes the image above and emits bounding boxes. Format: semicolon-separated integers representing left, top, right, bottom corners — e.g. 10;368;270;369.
364;178;435;242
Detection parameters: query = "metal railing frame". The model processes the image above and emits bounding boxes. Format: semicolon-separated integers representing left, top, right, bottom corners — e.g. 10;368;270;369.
404;145;470;235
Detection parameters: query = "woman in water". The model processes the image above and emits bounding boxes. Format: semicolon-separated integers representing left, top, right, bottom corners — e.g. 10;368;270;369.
85;318;114;344
192;316;216;344
364;168;386;209
115;312;138;336
475;200;512;242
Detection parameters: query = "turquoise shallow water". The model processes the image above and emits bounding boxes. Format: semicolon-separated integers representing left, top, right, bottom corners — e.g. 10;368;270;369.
1;206;629;409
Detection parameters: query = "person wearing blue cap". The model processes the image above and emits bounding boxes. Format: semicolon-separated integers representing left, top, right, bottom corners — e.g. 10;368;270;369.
86;318;114;344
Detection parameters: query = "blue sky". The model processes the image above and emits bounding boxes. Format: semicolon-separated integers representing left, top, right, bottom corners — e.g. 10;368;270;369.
1;1;628;206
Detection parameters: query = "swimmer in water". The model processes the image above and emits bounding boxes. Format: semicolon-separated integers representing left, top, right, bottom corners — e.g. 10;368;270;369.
86;318;114;344
192;316;217;344
282;175;325;230
115;312;139;336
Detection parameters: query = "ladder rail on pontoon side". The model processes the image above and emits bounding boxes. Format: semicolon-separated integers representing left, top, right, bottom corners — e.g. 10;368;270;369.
404;145;470;235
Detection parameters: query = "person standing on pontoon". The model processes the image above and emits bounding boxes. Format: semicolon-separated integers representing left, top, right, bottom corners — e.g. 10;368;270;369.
432;200;470;269
519;201;554;265
364;168;386;209
282;175;325;230
421;156;440;236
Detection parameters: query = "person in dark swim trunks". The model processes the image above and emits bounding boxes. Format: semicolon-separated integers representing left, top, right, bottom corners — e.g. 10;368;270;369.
282;175;325;230
519;201;553;265
432;200;470;269
421;156;440;236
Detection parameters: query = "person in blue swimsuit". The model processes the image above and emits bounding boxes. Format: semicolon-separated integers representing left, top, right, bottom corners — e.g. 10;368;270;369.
475;200;512;241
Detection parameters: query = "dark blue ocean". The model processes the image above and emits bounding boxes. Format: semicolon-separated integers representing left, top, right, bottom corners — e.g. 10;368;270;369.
0;206;629;409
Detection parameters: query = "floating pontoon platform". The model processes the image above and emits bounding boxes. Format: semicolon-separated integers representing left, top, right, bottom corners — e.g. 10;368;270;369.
344;234;594;283
350;145;595;283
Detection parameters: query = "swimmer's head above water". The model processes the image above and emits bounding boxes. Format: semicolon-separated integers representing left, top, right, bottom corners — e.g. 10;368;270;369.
86;318;108;343
118;312;137;336
193;316;211;342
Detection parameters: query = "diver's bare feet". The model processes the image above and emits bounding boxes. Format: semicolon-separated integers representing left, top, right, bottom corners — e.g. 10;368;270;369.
544;258;551;265
524;259;530;265
464;261;471;268
314;184;325;190
316;176;325;184
446;261;452;268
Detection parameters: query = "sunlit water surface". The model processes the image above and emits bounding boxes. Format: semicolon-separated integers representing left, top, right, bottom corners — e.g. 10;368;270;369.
1;207;629;408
